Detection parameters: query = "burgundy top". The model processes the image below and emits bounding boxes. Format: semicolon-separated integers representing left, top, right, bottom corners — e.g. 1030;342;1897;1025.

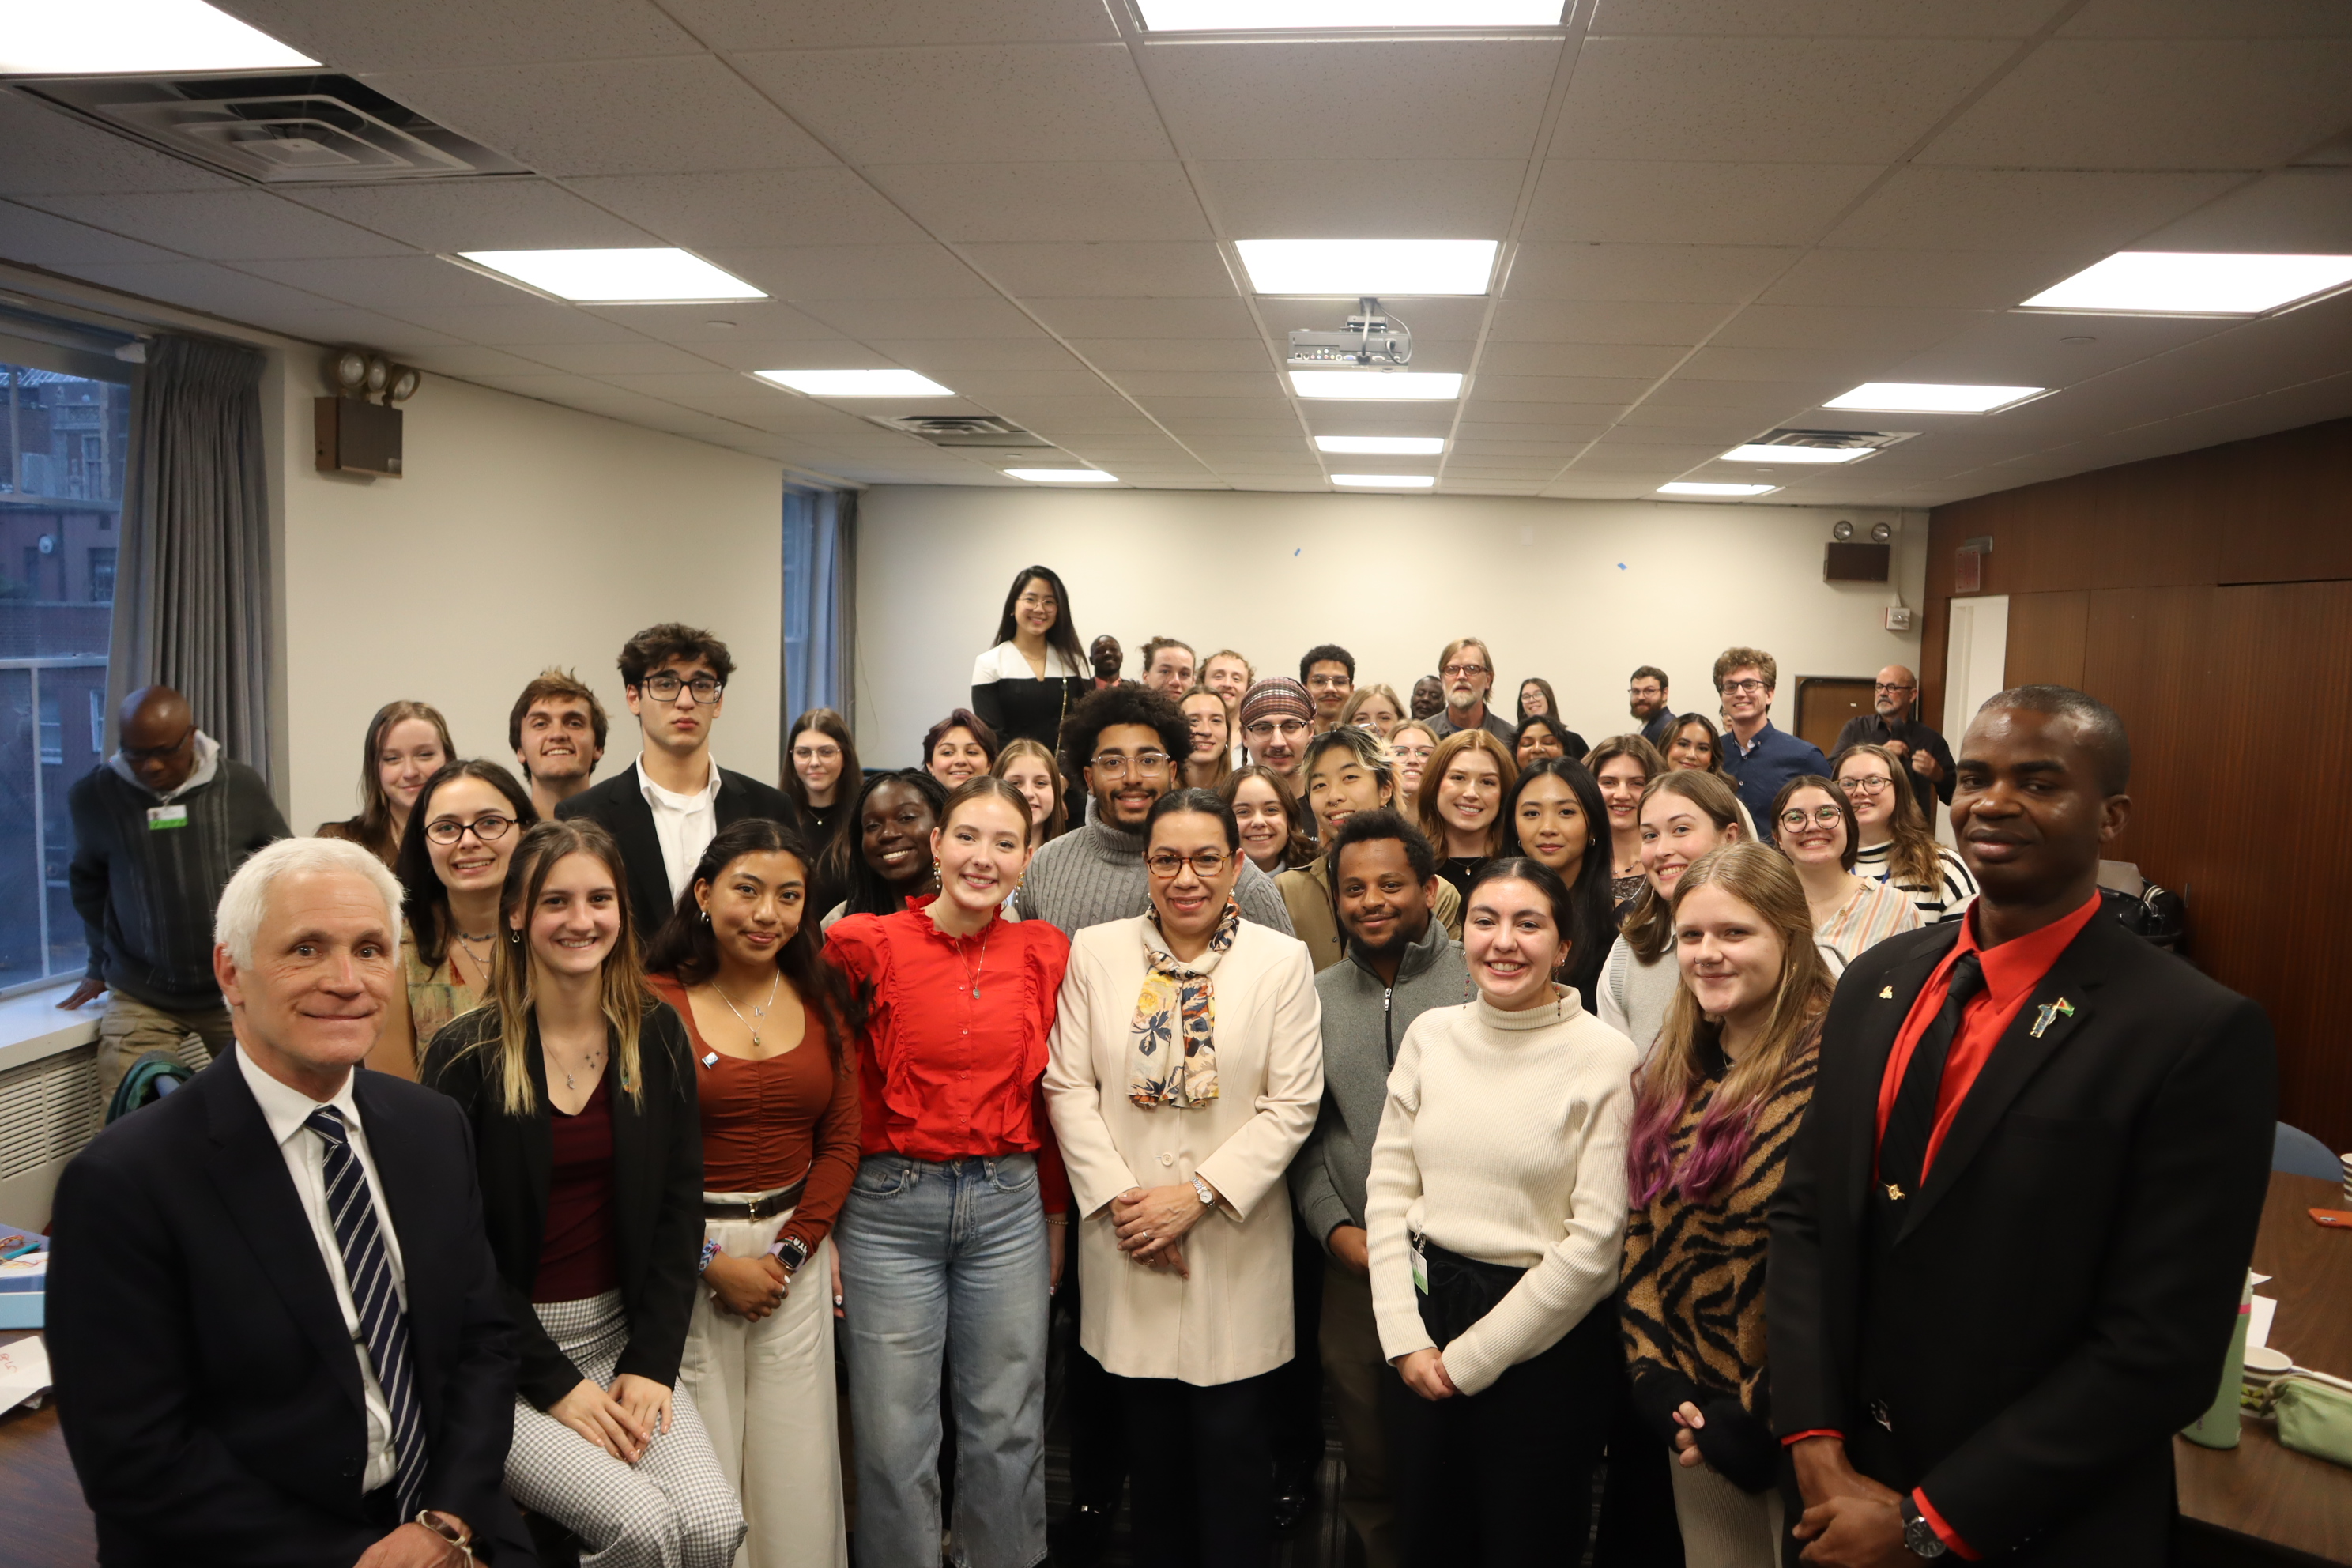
648;973;862;1258
534;1073;620;1302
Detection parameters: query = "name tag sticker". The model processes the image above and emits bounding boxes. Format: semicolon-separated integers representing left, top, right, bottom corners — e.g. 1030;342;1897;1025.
146;804;188;831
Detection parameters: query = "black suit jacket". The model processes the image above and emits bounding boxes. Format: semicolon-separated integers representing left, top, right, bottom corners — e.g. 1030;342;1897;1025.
420;1004;703;1411
1768;914;2275;1563
49;1057;519;1567
554;762;800;936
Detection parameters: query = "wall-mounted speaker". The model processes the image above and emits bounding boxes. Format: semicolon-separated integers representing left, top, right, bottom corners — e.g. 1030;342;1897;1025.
1824;541;1890;582
315;396;403;477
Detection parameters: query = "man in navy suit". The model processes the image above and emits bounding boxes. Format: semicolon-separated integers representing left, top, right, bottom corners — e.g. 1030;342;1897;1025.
50;836;527;1566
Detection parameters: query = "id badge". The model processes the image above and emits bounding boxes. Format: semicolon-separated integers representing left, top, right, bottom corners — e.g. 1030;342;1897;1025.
1409;1233;1428;1296
146;803;188;831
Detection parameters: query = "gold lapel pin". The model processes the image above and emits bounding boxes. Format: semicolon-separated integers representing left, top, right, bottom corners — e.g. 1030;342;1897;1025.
1878;986;1894;1000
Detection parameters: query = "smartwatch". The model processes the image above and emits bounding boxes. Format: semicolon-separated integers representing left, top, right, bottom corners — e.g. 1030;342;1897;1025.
1899;1496;1948;1559
775;1235;811;1274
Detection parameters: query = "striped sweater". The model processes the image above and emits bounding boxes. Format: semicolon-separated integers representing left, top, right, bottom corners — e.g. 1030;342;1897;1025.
1814;876;1921;966
1855;839;1977;925
1619;1035;1819;1477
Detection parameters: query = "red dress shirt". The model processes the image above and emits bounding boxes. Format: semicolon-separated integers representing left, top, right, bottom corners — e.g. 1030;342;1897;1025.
648;974;862;1261
1785;891;2105;1559
824;900;1072;1215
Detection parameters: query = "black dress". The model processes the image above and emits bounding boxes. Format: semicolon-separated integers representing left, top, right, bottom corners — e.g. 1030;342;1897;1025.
971;642;1087;750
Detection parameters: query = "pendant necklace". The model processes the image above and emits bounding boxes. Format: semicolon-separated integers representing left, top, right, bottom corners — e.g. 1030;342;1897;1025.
715;971;782;1050
963;929;991;1000
453;929;496;979
558;1045;605;1091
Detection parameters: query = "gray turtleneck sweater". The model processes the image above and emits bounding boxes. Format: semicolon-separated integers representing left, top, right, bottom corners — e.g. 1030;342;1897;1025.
1015;817;1295;939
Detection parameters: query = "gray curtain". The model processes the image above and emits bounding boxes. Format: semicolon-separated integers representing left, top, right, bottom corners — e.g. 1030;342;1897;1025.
107;334;272;772
782;485;856;729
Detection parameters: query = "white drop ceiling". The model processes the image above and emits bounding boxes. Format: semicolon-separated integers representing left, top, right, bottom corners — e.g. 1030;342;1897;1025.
1;0;2350;503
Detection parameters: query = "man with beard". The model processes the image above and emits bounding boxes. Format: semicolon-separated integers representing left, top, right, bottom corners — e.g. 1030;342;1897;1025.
1289;809;1465;1568
1238;677;1314;789
1770;686;2274;1566
1429;637;1513;744
1017;683;1293;938
508;668;607;819
1301;644;1356;734
1833;663;1956;831
1627;665;1675;751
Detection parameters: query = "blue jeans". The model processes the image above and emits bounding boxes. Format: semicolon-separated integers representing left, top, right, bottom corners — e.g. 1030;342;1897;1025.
835;1152;1049;1568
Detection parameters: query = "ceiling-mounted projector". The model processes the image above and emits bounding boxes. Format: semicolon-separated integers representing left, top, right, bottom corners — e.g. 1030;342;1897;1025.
1288;297;1412;368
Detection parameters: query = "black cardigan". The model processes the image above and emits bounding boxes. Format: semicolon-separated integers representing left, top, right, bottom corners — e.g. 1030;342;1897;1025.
421;1001;703;1410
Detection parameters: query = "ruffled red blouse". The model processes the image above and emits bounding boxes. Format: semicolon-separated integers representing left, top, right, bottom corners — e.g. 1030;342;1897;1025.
824;900;1071;1214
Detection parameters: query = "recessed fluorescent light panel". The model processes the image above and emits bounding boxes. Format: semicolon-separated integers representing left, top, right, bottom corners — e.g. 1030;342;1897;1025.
1291;371;1464;401
1317;435;1447;454
1333;473;1436;488
455;249;764;303
1823;383;2043;415
1239;239;1498;296
0;0;318;74
2019;251;2352;317
755;369;956;398
1007;469;1119;484
1660;481;1779;497
1719;443;1875;464
1140;0;1566;28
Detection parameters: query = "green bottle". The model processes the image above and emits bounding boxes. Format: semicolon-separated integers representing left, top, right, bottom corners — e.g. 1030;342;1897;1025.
2183;1268;2253;1449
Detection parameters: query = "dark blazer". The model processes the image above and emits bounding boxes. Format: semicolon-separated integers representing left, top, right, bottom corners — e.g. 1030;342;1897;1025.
1768;913;2275;1564
421;1003;703;1411
554;761;801;935
48;1057;520;1567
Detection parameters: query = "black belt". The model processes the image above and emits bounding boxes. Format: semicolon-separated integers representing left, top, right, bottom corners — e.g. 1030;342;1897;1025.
703;1177;807;1221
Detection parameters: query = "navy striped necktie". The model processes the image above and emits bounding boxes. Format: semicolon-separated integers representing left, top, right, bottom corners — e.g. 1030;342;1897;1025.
304;1106;428;1522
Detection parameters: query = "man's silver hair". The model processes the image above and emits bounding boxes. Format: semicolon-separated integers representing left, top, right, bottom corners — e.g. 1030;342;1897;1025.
214;836;404;968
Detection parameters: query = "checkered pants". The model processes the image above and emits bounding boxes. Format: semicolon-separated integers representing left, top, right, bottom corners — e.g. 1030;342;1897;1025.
507;1291;746;1568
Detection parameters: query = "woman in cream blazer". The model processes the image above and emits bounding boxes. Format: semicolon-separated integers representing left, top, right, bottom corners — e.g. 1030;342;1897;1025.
1046;788;1324;1568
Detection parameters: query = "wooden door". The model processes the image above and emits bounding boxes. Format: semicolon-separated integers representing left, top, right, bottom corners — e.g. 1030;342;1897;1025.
1795;677;1875;757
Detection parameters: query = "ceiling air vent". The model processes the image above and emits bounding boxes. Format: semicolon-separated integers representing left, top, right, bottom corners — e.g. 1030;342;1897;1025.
874;415;1055;450
17;73;530;183
1748;428;1917;454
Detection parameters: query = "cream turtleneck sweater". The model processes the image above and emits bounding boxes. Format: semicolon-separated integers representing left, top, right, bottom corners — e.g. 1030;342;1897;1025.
1365;987;1637;1396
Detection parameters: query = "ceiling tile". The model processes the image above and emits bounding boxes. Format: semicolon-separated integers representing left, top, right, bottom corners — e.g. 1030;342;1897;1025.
948;369;1121;398
285;178;662;251
0;201;184;268
1920;41;2352;168
2135;168;2352;251
1143;40;1562;160
238;253;534;310
2058;0;2352;36
1136;396;1292;419
1476;341;1687;378
1488;298;1732;343
1022;295;1260;338
251;307;468;352
1642;376;1828;409
1757;248;2093;309
962;241;1234;297
1551;36;2013;164
368;57;839;175
22;190;414;262
1474;374;1658;403
1505;243;1798;303
44;260;344;321
1822;168;2248;254
861;161;1211;243
0;92;241;197
1194;160;1525;239
705;243;994;300
656;334;875;368
1676;344;1900;382
1524;160;1880;246
525;341;729;374
1449;419;1613;441
1591;0;2072;34
861;338;1090;371
217;0;705;70
736;45;1174;164
1069;337;1272;371
585;300;850;342
386;302;657;344
667;0;1117;48
564;168;930;249
400;345;558;377
1108;370;1285;398
797;296;1048;337
1708;303;1987;354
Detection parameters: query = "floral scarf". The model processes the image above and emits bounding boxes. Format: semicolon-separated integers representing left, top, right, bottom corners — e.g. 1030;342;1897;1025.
1126;901;1240;1110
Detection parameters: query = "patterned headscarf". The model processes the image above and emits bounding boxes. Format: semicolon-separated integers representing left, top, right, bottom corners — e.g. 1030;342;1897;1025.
1126;899;1241;1110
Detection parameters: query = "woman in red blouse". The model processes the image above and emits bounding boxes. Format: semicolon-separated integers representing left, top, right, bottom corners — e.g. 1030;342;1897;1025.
646;818;861;1568
824;776;1069;1568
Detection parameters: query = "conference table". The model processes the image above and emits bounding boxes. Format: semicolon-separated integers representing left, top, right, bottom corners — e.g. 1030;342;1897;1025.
2;1174;2346;1564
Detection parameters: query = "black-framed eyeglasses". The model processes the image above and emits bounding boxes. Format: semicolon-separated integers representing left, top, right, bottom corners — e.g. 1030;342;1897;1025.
1721;678;1767;695
1243;718;1310;741
1778;805;1845;830
426;813;517;846
1838;775;1892;797
1091;752;1171;778
1873;681;1916;693
1146;848;1232;879
641;673;724;703
122;726;195;762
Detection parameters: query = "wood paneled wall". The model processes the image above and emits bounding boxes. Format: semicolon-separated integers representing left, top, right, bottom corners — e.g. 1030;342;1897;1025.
1923;416;2352;1152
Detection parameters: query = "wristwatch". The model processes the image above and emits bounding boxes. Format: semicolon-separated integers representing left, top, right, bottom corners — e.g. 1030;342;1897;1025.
415;1509;475;1561
775;1234;811;1274
1900;1496;1948;1559
1190;1174;1216;1208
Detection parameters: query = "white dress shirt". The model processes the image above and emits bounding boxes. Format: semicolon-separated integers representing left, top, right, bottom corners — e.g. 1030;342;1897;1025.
235;1044;408;1493
637;755;722;905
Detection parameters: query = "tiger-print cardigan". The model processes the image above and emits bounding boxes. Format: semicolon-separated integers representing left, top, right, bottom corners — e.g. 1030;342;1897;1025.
1619;1028;1820;1472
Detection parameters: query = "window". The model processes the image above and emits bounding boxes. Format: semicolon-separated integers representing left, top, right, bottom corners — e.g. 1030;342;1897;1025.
1;355;128;993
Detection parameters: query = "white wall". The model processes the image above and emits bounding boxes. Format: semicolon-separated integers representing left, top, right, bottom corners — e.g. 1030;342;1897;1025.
854;487;1927;768
277;371;786;835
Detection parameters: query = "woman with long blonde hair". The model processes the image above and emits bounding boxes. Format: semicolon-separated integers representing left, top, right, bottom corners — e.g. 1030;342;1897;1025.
994;736;1072;845
1599;770;1747;1059
422;818;742;1566
1619;844;1833;1566
316;699;453;865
